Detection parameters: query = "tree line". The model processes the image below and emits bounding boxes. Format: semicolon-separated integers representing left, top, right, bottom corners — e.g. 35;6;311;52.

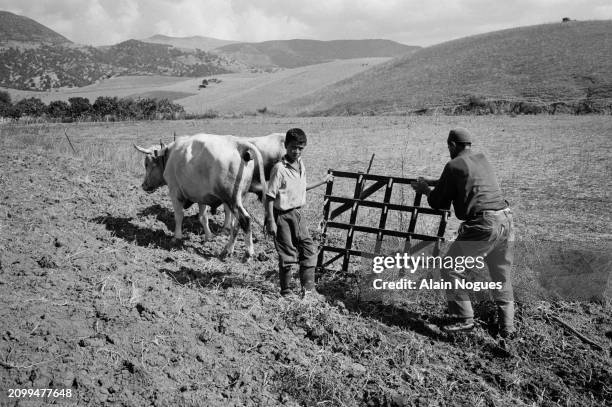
0;91;185;122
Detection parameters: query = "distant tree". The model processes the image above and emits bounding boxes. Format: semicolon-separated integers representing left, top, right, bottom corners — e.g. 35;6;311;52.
92;96;119;119
0;90;10;105
47;100;70;119
68;97;91;119
15;97;46;117
135;98;158;120
6;105;23;120
0;90;11;117
116;98;138;120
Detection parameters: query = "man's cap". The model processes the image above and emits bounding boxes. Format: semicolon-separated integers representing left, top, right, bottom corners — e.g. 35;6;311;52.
447;127;472;144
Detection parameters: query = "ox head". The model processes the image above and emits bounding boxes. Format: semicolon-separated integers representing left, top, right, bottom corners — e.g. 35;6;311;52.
133;141;168;193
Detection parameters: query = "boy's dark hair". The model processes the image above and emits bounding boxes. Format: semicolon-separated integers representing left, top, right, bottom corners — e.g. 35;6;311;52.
286;128;307;145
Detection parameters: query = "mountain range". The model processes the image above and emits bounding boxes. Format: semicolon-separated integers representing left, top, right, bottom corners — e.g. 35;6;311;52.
0;10;415;90
140;34;237;51
2;10;610;115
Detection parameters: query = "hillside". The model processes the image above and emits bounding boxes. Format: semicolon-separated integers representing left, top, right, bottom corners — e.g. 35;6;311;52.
0;37;233;90
0;11;238;90
213;39;419;69
142;34;237;51
3;58;390;115
285;20;612;115
0;10;71;46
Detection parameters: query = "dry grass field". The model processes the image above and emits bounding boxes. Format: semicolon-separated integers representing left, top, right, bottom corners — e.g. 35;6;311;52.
2;57;389;116
0;115;610;406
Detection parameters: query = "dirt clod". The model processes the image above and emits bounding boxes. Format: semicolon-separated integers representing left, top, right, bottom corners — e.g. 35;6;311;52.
37;255;57;268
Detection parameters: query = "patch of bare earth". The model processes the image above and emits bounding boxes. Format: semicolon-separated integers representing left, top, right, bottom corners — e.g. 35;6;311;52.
0;123;610;406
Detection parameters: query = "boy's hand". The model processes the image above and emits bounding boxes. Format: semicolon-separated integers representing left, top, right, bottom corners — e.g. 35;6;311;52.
265;218;277;237
324;174;334;183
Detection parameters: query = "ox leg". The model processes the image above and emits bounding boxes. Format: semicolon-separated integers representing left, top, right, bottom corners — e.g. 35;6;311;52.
221;203;234;235
170;195;184;243
220;203;253;260
198;204;213;241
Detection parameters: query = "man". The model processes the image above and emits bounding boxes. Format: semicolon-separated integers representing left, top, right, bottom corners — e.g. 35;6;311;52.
265;128;332;300
411;127;515;337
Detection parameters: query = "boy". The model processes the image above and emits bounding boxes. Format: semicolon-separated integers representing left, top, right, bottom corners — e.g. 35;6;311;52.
265;128;332;299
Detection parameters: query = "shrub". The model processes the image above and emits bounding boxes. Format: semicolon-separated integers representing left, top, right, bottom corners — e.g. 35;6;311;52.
6;104;22;120
467;95;487;108
116;98;138;120
92;96;119;119
46;100;70;119
16;97;46;117
68;97;91;119
0;90;11;114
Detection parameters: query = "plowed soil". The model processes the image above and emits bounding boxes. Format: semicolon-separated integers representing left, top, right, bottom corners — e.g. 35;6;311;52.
1;116;611;406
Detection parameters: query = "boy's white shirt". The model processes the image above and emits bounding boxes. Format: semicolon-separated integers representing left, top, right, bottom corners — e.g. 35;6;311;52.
267;157;307;210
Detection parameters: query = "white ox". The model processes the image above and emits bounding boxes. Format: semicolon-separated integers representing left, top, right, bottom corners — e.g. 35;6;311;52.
204;132;285;232
134;132;285;257
134;133;270;258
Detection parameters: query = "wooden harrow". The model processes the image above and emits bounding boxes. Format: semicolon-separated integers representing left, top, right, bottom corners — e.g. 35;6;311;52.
316;170;450;273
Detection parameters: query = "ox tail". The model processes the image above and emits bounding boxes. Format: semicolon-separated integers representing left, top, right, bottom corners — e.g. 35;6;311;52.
236;140;268;229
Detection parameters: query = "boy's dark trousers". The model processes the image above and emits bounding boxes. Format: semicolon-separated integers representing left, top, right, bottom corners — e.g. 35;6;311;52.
273;208;317;295
443;208;515;330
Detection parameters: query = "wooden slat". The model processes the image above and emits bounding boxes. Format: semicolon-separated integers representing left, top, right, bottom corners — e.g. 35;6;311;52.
326;221;443;242
322;252;344;268
374;178;394;253
325;196;448;215
343;173;366;270
331;170;438;186
317;170;335;271
329;180;386;220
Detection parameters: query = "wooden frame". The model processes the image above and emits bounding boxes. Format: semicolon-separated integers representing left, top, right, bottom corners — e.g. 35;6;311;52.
317;170;450;273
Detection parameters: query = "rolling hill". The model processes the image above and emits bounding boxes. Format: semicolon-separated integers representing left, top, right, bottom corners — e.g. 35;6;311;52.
141;34;237;51
0;10;71;46
0;11;234;90
284;20;612;115
213;39;419;69
0;40;232;90
3;58;390;115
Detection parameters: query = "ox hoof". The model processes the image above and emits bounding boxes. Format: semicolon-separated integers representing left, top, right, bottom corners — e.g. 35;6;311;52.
202;233;214;242
219;248;232;260
241;252;254;263
220;227;232;235
170;237;183;246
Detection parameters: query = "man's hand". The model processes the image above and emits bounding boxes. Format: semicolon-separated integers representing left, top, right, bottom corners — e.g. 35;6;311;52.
410;177;431;196
265;217;277;237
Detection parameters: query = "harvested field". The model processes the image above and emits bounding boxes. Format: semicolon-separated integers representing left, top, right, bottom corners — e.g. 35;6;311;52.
0;116;610;406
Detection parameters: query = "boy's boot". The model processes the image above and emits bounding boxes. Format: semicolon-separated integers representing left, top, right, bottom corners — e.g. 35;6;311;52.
280;265;297;297
300;266;324;301
299;266;315;292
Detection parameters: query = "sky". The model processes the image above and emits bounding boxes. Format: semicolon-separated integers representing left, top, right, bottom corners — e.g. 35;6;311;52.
1;0;611;47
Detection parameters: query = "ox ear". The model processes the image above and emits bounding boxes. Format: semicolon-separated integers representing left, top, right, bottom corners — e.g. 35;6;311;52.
134;144;153;154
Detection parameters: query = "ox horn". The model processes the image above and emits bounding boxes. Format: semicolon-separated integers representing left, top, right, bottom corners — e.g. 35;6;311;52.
133;144;154;154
